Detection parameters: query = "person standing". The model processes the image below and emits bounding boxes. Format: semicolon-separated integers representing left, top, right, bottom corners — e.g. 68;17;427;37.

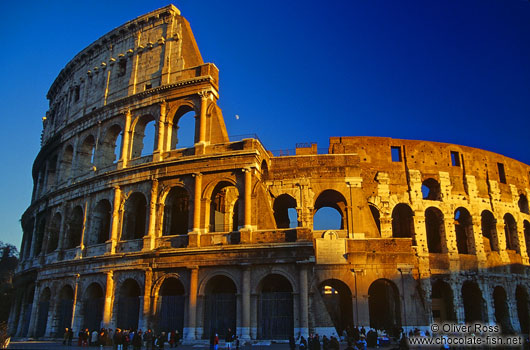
225;328;234;350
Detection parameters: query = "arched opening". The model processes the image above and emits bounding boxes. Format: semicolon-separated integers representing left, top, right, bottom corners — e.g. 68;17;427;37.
258;274;294;339
422;178;441;200
516;286;530;335
319;279;353;336
481;210;498;252
493;286;514;334
455;207;473;254
525;221;530;259
203;275;237;339
83;283;104;332
170;107;196;149
77;135;96;173
210;182;240;232
92;200;112;244
369;204;381;235
34;214;46;256
261;160;269;180
504;213;518;252
131;115;156;158
46;213;61;253
519;194;529;214
60;145;73;182
392;204;415;239
99;124;122;167
462;281;487;323
158;278;185;334
273;194;298;229
163;187;190;236
66;206;84;249
425;207;444;253
117;279;141;330
46;155;58;189
368;279;401;336
57;286;74;335
122;193;147;240
36;288;51;338
431;280;456;323
313;190;347;230
21;286;35;337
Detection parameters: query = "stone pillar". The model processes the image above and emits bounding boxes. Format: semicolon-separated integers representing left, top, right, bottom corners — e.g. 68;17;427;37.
56;208;67;259
496;222;511;263
197;91;209;145
298;264;309;339
153;103;166;162
244;168;252;229
27;284;41;338
119;110;132;168
189;173;202;247
102;271;114;328
140;269;152;331
28;216;39;259
472;216;487;266
144;180;158;251
241;265;251;340
109;186;122;254
184;266;199;340
412;211;428;256
71;275;82;332
452;282;466;324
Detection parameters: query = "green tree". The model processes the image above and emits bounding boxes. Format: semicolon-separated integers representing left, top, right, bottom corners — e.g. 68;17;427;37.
0;242;18;322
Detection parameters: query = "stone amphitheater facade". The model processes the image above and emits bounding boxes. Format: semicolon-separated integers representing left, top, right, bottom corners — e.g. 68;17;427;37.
9;4;530;341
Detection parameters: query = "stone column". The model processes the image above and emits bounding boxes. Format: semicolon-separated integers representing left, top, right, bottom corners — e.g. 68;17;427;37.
144;180;158;251
197;91;209;145
27;284;41;338
140;269;153;331
241;265;251;340
153;103;166;162
119;110;132;168
184;266;199;340
109;186;122;254
496;222;511;263
298;264;309;339
244;168;252;229
189;173;202;247
102;271;114;328
28;216;39;259
472;216;487;266
71;275;82;331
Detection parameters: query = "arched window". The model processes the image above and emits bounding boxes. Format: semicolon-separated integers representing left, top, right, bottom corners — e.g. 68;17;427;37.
46;213;61;253
77;135;96;173
273;194;298;229
131;115;156;158
66;206;84;249
504;213;518;252
392;204;415;239
170;106;196;149
481;211;498;252
313;190;347;230
122;193;147;240
163;187;190;236
92;200;112;244
425;207;444;253
454;208;473;254
210;182;239;232
519;194;529;214
98;124;122;167
422;178;441;201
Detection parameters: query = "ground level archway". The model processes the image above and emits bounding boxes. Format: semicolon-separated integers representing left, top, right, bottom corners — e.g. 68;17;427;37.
368;279;401;336
258;274;294;339
319;279;353;336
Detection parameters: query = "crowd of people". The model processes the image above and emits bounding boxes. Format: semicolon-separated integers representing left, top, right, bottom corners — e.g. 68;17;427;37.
62;327;182;349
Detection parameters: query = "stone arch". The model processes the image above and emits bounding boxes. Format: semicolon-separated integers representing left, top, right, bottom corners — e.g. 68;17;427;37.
313;189;348;230
46;212;61;253
481;210;498;252
36;287;51;337
422;178;441;201
203;274;237;339
122;192;148;240
392;203;415;239
524;220;530;259
169;104;197;149
519;194;529;214
425;207;445;253
504;213;518;252
251;268;298;295
516;285;530;334
82;282;104;331
156;276;186;334
431;279;456;322
65;206;84;249
209;181;240;232
131;114;157;158
98;124;123;167
369;203;381;235
163;186;190;236
56;285;75;334
368;279;401;335
257;274;294;339
461;281;487;323
77;134;96;173
273;194;298;229
493;286;514;334
318;278;353;336
60;144;74;181
454;207;474;254
91;199;112;244
261;159;269;180
116;278;142;330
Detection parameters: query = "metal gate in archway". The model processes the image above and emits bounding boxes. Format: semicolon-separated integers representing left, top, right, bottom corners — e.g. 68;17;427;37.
57;299;74;335
117;297;140;330
259;292;293;339
84;298;104;331
36;301;49;337
204;293;236;338
159;295;185;333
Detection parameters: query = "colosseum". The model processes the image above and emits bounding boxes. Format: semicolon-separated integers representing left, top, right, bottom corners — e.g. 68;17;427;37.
9;4;530;342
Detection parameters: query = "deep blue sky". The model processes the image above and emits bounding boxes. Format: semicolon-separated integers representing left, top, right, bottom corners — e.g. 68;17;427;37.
1;1;529;248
